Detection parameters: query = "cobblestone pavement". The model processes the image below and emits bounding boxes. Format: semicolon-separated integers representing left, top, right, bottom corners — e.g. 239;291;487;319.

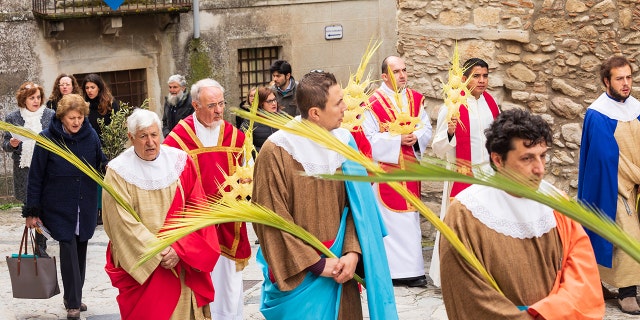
0;208;635;319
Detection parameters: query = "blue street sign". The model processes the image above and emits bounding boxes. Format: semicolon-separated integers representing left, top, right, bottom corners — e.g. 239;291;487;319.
103;0;124;10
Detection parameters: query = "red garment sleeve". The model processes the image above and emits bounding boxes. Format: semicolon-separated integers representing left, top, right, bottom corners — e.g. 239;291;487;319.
165;157;221;307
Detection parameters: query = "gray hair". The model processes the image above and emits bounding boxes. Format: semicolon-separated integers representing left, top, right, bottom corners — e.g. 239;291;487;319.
167;74;187;88
127;109;162;135
190;78;225;104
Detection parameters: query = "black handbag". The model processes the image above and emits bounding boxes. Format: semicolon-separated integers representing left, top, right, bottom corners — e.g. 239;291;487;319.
6;226;60;299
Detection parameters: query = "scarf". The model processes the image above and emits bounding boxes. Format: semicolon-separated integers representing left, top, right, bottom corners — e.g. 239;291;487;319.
18;106;45;168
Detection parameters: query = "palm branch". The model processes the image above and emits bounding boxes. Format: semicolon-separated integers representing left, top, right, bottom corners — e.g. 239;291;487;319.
0;121;139;221
138;198;365;285
232;109;503;294
325;158;640;265
441;43;472;126
342;38;381;131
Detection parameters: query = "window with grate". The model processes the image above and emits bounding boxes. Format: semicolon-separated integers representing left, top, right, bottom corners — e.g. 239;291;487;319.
75;69;147;107
237;47;280;104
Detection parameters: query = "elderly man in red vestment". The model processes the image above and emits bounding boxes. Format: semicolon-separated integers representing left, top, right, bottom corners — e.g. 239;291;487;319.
164;78;251;320
103;109;220;319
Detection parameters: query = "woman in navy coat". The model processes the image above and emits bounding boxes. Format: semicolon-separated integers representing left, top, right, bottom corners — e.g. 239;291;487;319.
23;93;107;320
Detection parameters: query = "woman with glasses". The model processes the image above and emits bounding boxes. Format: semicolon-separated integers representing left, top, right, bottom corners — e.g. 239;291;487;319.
46;74;81;110
240;86;281;152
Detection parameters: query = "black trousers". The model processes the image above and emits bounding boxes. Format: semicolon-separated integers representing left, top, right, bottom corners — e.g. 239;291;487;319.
59;236;88;309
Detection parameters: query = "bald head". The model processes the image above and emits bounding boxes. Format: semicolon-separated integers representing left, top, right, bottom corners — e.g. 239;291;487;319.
381;56;408;90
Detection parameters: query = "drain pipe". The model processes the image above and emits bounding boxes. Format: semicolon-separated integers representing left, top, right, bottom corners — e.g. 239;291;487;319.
193;0;200;39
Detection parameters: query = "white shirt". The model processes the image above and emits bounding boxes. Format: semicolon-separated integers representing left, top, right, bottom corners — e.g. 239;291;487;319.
432;94;495;165
193;113;222;147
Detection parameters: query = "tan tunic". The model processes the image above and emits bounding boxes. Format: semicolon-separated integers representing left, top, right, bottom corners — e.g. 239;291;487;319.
440;200;563;320
252;141;363;320
103;171;208;320
599;120;640;287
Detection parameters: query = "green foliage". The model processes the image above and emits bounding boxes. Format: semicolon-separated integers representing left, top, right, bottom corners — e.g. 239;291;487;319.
98;99;149;161
0;203;21;210
188;38;213;84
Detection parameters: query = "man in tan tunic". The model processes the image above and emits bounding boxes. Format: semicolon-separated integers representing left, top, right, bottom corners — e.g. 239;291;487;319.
103;109;220;320
252;71;398;320
578;55;640;314
441;109;604;319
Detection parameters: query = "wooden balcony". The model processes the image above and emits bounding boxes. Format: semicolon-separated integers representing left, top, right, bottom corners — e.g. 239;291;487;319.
32;0;192;20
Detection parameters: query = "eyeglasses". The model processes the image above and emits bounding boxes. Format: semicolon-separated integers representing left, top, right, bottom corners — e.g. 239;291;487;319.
58;83;72;87
265;99;278;104
200;101;226;109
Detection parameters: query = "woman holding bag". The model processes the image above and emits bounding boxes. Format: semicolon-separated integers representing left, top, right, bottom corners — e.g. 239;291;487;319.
23;93;107;320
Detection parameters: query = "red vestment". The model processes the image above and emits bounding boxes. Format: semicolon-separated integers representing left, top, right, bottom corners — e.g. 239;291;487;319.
368;89;424;211
350;127;372;159
450;91;499;197
164;116;251;267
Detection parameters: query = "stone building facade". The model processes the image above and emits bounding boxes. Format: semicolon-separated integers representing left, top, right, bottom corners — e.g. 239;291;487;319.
0;0;397;120
0;0;396;200
2;0;639;200
398;0;640;197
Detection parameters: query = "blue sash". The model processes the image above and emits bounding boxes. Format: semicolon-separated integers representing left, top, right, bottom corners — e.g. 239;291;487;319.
256;208;347;320
343;137;398;320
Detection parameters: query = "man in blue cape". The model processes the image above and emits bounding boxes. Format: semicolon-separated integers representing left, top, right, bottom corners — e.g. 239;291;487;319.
578;55;640;315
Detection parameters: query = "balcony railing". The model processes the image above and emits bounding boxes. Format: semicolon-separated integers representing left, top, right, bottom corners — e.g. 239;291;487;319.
32;0;192;20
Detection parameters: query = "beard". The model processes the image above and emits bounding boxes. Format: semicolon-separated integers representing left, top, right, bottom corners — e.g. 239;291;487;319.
166;91;184;106
609;86;630;102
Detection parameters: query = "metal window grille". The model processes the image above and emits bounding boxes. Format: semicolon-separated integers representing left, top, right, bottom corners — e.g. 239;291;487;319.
237;47;280;104
75;69;147;108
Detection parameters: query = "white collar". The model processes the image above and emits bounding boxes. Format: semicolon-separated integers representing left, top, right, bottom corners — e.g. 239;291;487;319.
193;113;222;147
588;93;640;121
108;145;187;190
378;82;409;111
268;117;351;175
379;82;406;97
455;181;557;239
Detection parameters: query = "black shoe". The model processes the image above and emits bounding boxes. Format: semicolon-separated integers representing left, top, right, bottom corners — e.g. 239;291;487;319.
64;299;87;312
67;309;80;320
392;276;428;288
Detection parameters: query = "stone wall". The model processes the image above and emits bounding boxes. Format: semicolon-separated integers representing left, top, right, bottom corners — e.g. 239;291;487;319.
0;0;397;119
399;0;640;198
